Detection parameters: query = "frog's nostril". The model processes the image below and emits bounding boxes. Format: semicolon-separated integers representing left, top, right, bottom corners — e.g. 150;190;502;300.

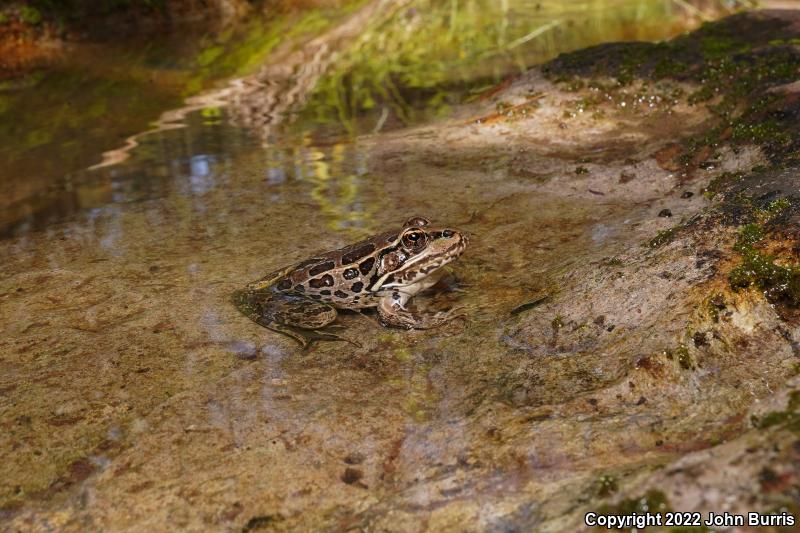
442;229;454;238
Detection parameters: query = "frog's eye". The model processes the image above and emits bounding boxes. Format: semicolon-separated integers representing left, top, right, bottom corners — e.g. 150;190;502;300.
401;228;428;250
404;216;429;228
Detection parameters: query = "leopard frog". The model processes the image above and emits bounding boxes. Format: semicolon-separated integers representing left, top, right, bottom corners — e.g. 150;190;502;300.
233;216;468;346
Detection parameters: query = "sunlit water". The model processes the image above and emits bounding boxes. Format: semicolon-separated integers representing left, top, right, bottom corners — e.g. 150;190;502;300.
0;0;742;522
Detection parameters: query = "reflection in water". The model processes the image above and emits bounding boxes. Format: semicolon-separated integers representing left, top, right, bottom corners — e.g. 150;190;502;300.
0;0;739;240
306;142;377;235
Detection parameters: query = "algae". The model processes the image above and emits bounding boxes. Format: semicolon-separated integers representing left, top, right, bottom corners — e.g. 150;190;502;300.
728;218;800;308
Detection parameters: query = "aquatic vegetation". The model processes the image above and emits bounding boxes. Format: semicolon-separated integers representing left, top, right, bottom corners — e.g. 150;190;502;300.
728;250;800;307
675;344;693;370
754;391;800;433
596;474;619;497
702;170;744;199
546;12;800;172
647;215;702;249
727;217;800;307
732;223;763;253
597;489;670;517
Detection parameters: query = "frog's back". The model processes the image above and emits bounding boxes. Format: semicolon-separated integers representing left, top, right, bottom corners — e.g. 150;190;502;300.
243;229;397;307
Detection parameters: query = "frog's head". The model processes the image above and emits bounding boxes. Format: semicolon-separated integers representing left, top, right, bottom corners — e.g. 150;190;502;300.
372;216;468;291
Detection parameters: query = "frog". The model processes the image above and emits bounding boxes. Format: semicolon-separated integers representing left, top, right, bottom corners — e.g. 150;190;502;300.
232;216;468;347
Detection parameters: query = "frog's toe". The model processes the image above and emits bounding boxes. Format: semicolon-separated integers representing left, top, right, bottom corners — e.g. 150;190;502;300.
300;328;362;349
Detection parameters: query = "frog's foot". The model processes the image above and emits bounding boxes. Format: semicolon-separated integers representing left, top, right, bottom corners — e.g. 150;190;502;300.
267;322;361;349
377;299;466;330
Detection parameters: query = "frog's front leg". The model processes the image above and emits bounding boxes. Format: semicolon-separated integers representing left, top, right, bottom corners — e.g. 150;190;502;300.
376;291;464;330
233;289;356;348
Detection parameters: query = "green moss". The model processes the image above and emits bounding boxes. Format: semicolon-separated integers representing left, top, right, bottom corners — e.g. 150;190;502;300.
727;211;800;308
756;391;800;433
648;227;678;248
706;294;725;322
702;171;745;199
758;410;796;429
732;223;764;253
18;5;43;25
575;166;590;175
551;315;565;330
729;250;800;307
547;13;800;172
596;474;618;497
756;197;792;223
731;118;791;145
675;344;693;370
598;489;670;516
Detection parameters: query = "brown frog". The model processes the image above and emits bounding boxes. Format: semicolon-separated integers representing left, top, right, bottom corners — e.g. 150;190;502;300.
233;216;468;346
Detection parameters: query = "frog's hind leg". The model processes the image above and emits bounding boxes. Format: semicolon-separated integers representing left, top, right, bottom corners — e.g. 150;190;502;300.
234;289;359;348
272;304;361;348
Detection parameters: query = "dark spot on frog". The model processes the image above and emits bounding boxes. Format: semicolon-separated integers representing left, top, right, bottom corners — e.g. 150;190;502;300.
334;290;348;299
359;257;376;275
392;292;401;300
386;234;398;243
636;396;647;405
277;279;292;291
309;275;334;288
343;268;358;280
319;290;331;296
309;294;322;300
341;467;365;486
351;281;363;293
308;261;335;276
294;284;305;292
341;244;375;265
658;209;673;217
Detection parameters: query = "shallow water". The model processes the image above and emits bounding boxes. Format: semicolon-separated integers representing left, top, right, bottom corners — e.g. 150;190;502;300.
1;0;743;525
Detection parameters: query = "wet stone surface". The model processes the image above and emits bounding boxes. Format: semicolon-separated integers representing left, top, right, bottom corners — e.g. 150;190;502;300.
2;8;800;533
